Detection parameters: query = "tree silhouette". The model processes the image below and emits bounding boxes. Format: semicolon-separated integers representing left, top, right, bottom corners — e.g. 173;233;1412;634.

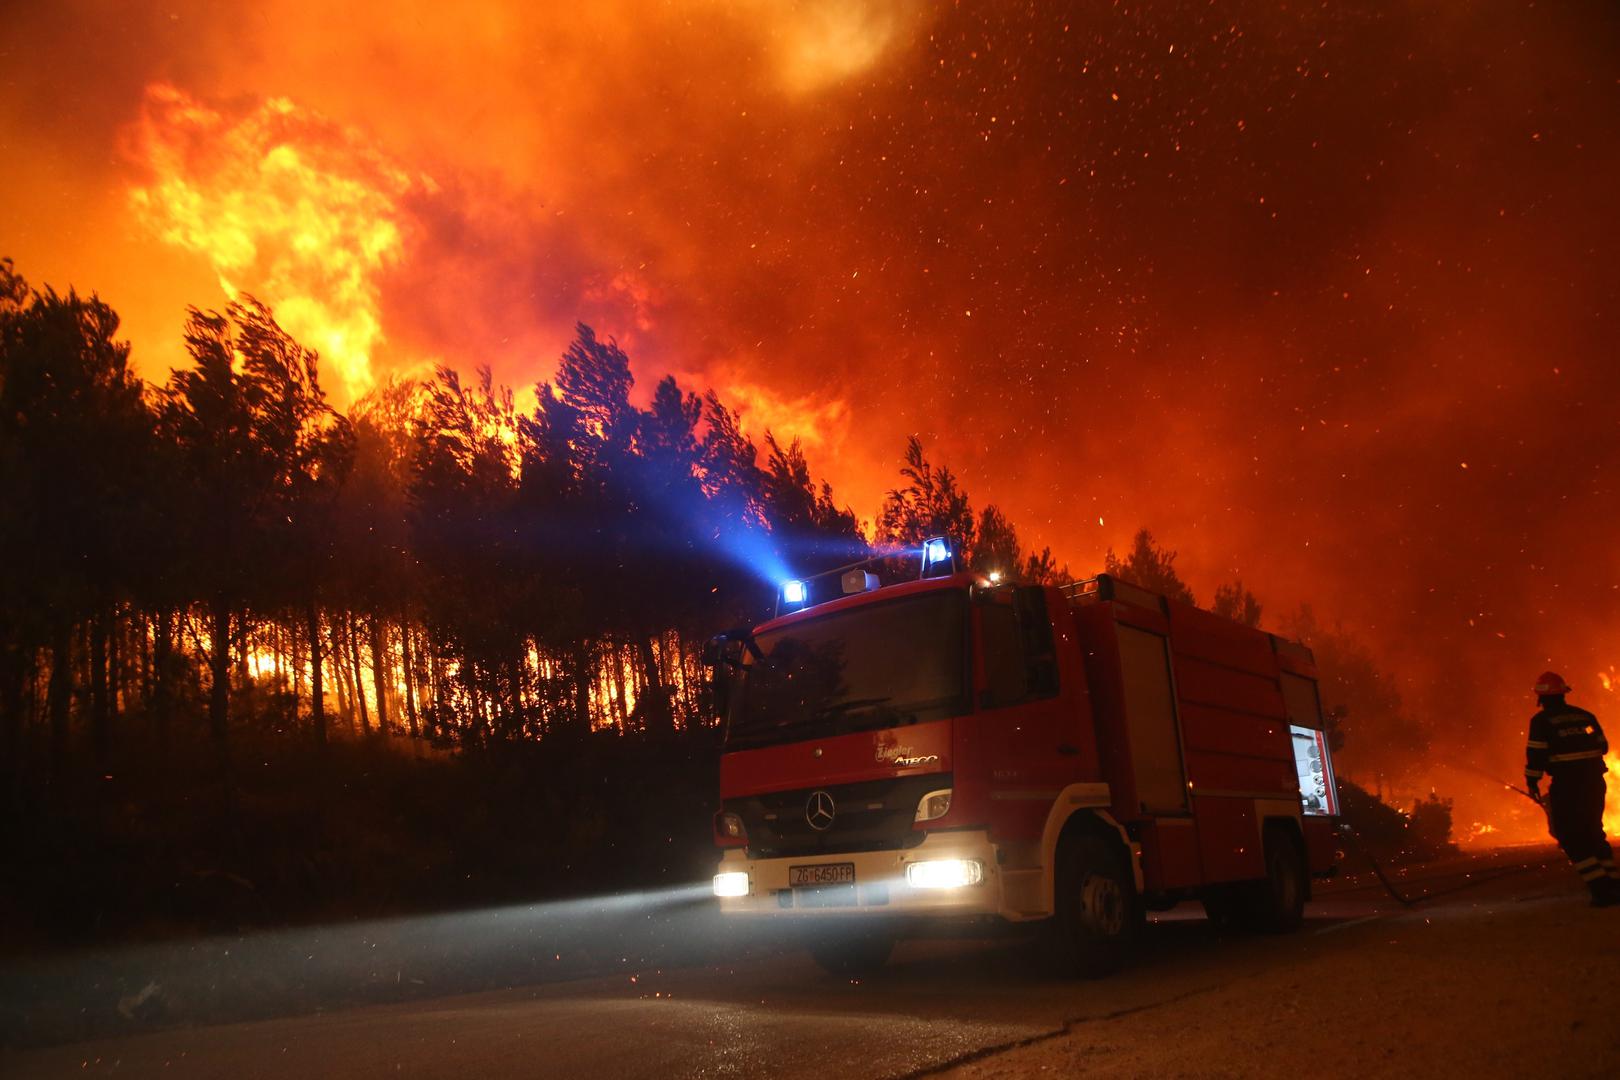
2;255;1459;937
160;297;351;769
761;432;865;577
1104;529;1196;605
620;375;706;735
971;505;1022;578
1019;546;1069;586
330;380;418;740
698;390;766;528
0;261;153;780
879;436;976;557
1279;604;1429;778
0;257;1234;775
411;365;526;742
1213;580;1263;627
872;437;1071;585
969;506;1065;584
697;390;779;623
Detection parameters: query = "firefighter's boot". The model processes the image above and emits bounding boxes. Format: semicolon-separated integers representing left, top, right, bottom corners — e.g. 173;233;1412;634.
1590;877;1620;909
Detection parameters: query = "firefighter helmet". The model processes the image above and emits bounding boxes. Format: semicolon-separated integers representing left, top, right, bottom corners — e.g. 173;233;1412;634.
1534;671;1571;696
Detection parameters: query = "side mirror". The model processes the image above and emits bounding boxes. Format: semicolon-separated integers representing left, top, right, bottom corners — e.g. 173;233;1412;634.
703;632;750;723
711;663;734;721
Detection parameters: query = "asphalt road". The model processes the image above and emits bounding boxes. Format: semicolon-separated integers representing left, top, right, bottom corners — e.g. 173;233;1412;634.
7;845;1617;1079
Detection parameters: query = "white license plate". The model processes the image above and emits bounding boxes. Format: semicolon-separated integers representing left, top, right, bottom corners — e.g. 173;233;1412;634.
789;863;855;887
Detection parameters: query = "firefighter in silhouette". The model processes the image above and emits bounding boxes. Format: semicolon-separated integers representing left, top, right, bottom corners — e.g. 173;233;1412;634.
1525;672;1618;906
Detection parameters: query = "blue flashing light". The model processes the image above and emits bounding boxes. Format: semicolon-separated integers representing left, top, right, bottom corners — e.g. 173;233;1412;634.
782;579;808;605
924;538;951;565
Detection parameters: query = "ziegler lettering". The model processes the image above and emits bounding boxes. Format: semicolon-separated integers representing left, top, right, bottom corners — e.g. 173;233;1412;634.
875;744;940;768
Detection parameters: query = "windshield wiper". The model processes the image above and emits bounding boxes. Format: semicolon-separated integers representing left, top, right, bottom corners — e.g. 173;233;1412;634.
726;696;924;749
816;696;923;732
815;696;893;718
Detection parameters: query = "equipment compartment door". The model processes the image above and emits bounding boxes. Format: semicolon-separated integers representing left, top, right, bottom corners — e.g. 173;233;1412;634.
1281;671;1339;816
1116;625;1190;815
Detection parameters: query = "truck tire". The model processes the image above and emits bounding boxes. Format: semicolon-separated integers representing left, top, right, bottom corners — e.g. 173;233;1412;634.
808;927;894;977
1048;833;1138;977
1242;828;1307;933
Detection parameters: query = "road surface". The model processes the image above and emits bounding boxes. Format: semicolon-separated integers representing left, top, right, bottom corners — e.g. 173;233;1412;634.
6;846;1617;1078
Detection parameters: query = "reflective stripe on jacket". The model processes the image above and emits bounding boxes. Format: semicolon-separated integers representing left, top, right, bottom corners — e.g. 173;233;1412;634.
1526;704;1609;782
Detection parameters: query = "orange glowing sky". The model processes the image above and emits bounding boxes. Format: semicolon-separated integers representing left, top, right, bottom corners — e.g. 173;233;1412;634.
4;1;1620;832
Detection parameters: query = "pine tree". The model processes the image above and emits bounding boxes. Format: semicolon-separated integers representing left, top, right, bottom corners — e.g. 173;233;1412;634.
1213;580;1263;627
1103;529;1195;605
0;260;154;779
161;297;351;768
878;436;976;557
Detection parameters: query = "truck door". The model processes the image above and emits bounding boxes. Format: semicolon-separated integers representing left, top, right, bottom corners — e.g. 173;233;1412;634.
976;587;1084;837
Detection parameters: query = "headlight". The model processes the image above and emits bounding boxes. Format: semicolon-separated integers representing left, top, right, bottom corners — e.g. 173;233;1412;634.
914;788;953;823
713;871;750;897
905;859;983;889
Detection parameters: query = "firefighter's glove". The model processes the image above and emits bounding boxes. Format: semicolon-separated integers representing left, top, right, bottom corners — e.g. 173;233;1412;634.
1527;784;1542;804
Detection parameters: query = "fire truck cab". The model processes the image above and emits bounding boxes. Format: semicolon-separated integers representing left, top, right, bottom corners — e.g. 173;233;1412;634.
706;542;1341;976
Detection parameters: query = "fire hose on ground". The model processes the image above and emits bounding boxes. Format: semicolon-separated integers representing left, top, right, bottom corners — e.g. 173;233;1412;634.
1334;769;1551;908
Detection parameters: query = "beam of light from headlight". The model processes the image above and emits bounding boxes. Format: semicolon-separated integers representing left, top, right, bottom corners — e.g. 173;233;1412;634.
12;880;733;1044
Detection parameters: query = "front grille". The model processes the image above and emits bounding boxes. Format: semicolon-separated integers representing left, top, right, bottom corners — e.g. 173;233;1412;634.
726;775;950;858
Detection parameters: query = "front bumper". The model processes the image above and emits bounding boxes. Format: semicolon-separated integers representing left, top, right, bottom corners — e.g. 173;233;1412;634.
715;829;1010;919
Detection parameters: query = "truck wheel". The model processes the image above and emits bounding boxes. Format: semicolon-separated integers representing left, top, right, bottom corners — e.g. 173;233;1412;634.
1243;829;1307;933
1049;833;1138;977
808;927;894;977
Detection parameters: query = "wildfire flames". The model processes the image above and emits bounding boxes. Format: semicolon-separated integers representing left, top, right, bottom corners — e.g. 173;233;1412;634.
100;79;1620;850
1608;751;1620;839
1596;669;1620;839
239;626;694;737
7;2;1620;843
125;84;427;402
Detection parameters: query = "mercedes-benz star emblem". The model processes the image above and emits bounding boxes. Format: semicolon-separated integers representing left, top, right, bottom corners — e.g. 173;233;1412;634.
805;790;836;831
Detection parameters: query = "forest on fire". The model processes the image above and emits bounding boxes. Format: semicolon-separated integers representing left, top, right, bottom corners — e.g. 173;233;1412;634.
0;257;1443;940
0;254;1083;766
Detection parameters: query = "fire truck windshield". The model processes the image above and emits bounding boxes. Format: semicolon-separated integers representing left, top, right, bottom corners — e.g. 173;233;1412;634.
724;590;968;750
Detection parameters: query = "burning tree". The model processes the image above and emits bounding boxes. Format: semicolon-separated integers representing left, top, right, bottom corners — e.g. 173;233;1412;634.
159;297;353;764
0;253;1452;837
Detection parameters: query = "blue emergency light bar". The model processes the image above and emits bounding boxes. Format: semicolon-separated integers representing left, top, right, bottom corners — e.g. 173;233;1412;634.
771;537;958;617
920;535;957;579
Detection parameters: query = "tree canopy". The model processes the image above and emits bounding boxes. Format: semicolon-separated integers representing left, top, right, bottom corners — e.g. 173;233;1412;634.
7;263;1063;776
0;255;1417;795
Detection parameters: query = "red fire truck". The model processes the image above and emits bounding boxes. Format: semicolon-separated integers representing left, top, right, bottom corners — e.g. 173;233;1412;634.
705;540;1341;976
